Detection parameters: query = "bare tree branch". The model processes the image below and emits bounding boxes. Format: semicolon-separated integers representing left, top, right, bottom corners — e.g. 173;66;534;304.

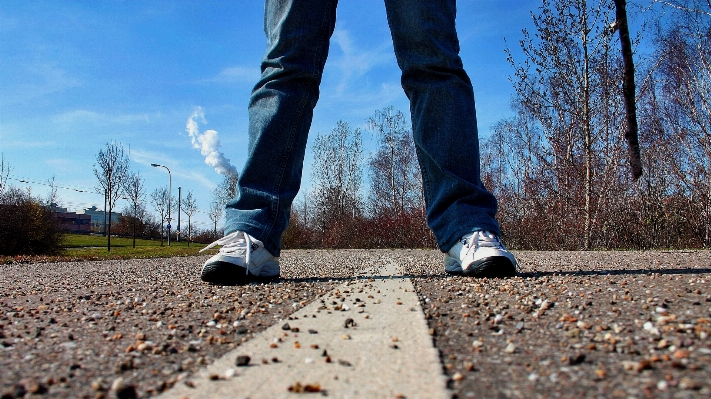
652;0;711;16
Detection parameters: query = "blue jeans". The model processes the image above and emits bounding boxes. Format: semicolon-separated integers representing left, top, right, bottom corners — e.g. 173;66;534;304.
225;0;500;256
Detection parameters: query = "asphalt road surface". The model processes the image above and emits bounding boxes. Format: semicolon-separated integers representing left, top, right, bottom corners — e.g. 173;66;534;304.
1;250;710;398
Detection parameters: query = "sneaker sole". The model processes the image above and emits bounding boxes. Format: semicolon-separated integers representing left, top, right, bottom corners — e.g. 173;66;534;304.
445;256;516;278
201;261;280;285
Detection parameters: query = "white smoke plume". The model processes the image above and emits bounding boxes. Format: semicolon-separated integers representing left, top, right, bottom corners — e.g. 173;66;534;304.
186;107;238;177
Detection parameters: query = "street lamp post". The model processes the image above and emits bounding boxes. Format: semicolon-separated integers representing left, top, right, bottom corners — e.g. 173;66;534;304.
151;163;172;246
177;186;181;242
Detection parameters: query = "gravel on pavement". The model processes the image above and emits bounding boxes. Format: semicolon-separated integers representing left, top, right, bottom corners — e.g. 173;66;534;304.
407;250;711;399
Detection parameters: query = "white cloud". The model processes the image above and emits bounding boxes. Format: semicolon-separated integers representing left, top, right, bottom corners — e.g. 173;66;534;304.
0;63;81;107
329;27;394;95
0;139;56;148
313;26;408;121
52;110;159;126
202;66;259;85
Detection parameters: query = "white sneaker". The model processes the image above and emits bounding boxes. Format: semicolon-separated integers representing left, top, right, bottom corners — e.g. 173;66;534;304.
199;231;280;284
444;231;517;277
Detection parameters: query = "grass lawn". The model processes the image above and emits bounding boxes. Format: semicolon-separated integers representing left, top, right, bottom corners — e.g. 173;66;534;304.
1;234;212;264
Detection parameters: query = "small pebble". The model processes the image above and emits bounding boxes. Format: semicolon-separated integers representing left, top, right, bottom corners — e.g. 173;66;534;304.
288;382;321;393
568;353;586;365
504;343;516;354
679;377;701;390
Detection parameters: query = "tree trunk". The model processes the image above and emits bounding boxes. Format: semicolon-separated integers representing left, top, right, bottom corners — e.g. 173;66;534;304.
107;208;112;252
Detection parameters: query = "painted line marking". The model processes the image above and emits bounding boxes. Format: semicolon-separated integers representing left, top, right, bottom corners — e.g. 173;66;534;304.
158;260;450;399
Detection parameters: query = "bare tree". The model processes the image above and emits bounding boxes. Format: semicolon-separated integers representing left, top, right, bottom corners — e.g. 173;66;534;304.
212;171;239;209
117;203;148;239
123;171;146;248
506;0;627;249
367;107;422;216
94;142;130;251
311;120;363;242
182;190;198;246
481;102;550;249
208;171;238;239
208;199;223;236
151;187;170;246
44;175;59;209
0;154;10;198
654;0;711;246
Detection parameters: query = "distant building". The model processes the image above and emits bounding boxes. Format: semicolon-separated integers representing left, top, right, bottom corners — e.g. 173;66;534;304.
48;203;68;213
76;206;122;233
52;211;92;233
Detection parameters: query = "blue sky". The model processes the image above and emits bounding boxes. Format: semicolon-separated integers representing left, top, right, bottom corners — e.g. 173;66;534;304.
1;0;554;230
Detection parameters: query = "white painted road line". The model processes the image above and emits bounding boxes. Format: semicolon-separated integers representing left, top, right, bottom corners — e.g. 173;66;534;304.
157;260;450;399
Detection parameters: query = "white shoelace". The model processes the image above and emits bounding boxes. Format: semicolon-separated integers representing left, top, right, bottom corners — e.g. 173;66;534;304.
461;231;502;256
200;231;255;275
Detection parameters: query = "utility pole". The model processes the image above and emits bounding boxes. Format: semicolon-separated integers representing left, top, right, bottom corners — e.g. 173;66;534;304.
177;186;181;242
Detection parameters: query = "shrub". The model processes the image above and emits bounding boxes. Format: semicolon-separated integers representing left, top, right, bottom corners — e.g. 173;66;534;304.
0;188;64;255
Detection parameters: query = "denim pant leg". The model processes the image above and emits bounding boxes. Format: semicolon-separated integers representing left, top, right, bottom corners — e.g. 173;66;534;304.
225;0;338;256
384;0;501;252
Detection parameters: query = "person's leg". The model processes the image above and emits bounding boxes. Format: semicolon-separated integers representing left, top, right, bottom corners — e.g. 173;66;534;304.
384;0;516;277
225;0;338;256
201;0;338;284
383;0;499;252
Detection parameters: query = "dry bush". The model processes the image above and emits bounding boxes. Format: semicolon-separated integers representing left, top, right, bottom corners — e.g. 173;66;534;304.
0;188;64;256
